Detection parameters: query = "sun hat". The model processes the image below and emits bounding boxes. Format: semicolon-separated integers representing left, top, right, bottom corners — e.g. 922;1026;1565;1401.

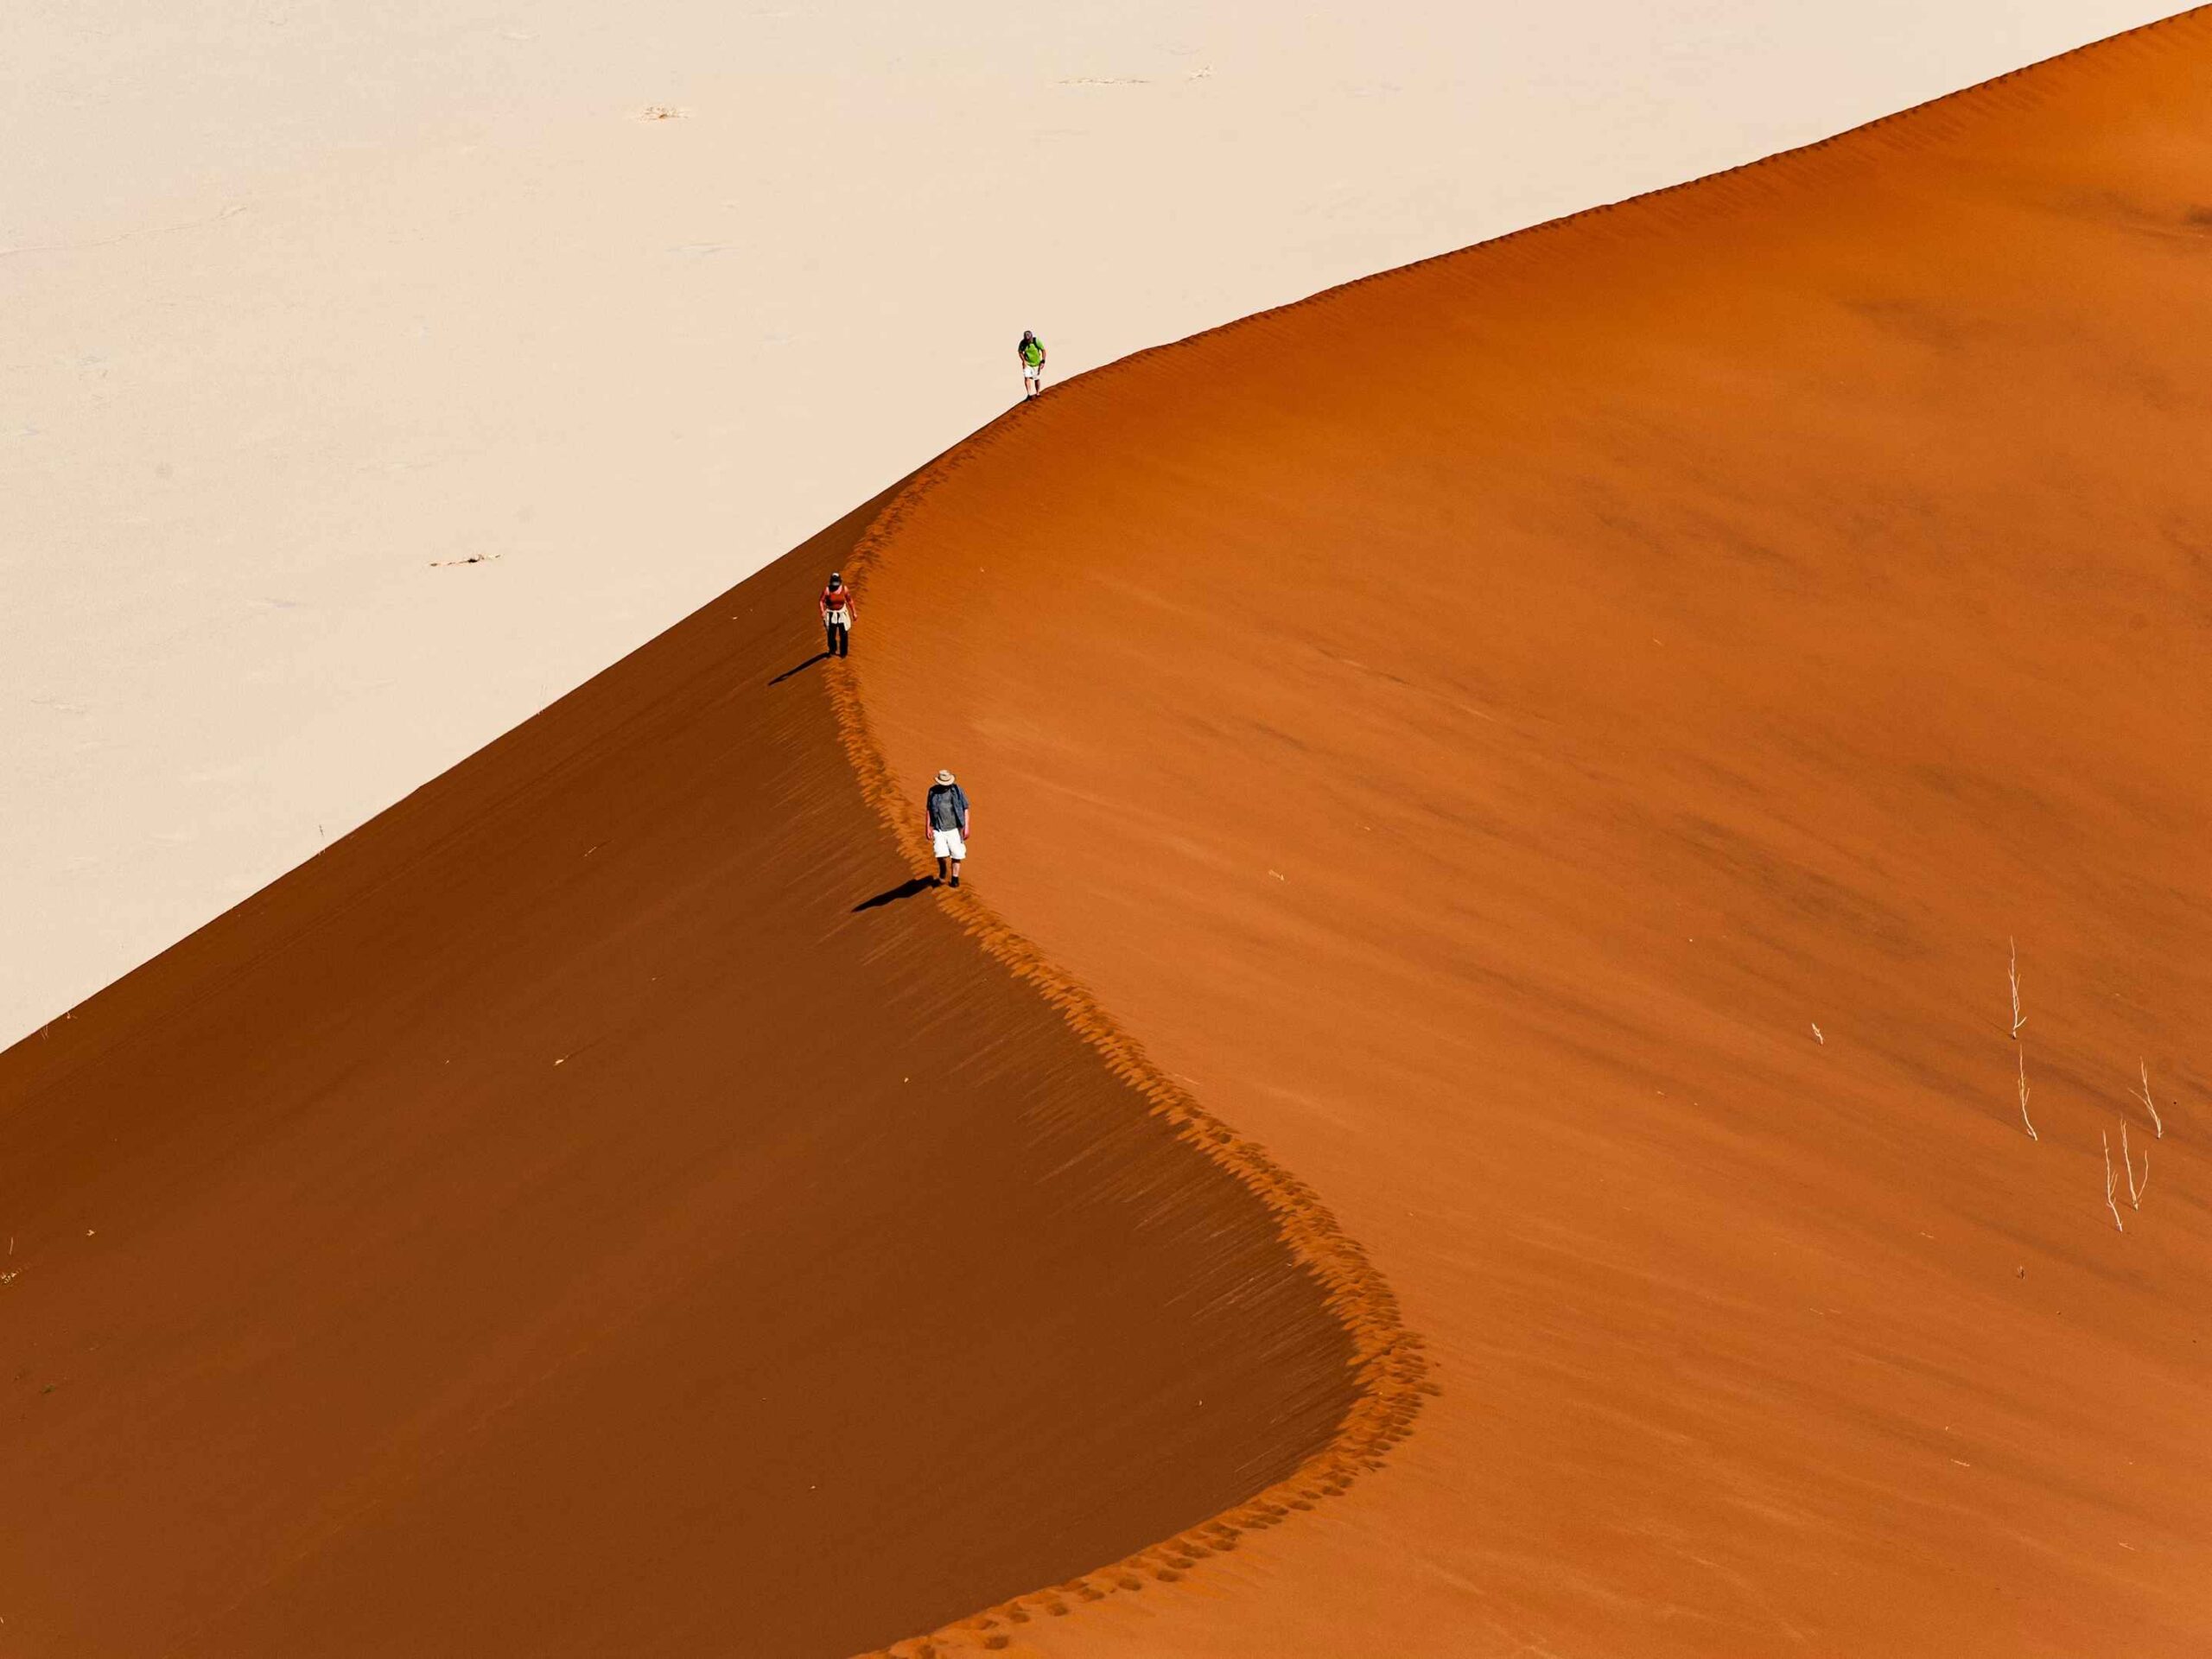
934;769;955;785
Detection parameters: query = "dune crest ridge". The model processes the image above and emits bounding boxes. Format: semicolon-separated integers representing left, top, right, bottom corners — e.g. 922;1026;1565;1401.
0;492;1374;1657
823;476;1434;1658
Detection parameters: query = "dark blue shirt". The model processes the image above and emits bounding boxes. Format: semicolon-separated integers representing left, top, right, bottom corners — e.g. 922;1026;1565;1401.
925;784;969;831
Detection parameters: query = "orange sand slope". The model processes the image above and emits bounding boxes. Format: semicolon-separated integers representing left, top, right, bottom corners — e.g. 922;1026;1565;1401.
853;12;2212;1657
0;499;1366;1656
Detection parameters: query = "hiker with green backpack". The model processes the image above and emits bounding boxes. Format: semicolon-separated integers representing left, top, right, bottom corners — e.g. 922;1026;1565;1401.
1018;329;1047;399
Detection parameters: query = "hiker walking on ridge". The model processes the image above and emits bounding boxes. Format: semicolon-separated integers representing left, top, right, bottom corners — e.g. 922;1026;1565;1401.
1018;329;1047;399
819;571;854;659
926;769;970;888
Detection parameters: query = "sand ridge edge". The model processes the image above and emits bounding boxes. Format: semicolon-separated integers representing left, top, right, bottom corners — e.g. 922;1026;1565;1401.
819;11;2212;1648
824;460;1436;1659
952;3;2212;438
0;485;1369;1656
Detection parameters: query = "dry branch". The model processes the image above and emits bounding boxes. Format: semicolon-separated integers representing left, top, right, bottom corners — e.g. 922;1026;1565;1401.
2102;1129;2125;1232
2135;1059;2164;1140
2008;938;2025;1039
2122;1122;2148;1210
2017;1046;2037;1141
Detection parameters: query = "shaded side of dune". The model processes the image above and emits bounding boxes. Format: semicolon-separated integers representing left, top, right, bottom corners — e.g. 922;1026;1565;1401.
850;12;2212;1658
0;491;1359;1657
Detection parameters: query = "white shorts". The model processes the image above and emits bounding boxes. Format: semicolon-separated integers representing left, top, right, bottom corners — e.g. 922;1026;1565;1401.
931;828;966;861
1022;362;1042;383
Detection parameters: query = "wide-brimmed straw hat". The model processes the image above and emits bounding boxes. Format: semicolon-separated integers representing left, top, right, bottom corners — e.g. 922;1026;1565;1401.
934;769;955;785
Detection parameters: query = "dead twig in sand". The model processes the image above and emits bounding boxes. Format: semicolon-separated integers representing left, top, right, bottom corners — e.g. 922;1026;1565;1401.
2008;938;2025;1039
1811;1022;1824;1045
2017;1046;2037;1141
2102;1129;2125;1232
2122;1122;2148;1210
2135;1059;2164;1139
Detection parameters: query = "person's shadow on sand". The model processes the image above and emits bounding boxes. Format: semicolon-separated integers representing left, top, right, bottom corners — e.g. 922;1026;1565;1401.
852;876;935;912
768;652;832;686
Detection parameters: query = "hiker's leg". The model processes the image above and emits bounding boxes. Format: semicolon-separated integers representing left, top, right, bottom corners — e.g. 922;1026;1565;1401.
838;625;849;658
824;624;836;657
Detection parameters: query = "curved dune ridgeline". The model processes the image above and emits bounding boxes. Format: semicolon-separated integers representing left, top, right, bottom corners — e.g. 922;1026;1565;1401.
0;493;1372;1656
852;13;2212;1659
10;10;2212;1659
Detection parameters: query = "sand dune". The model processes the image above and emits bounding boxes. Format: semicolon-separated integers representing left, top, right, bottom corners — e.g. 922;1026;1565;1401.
5;0;2182;1046
848;13;2212;1656
0;499;1366;1656
9;10;2212;1659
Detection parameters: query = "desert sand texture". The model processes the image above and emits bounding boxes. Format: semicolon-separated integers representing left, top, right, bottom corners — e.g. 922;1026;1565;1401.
3;0;2183;1045
849;13;2212;1657
0;499;1371;1656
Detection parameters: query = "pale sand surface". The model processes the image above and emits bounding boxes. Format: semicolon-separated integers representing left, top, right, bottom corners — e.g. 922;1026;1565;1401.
2;0;2180;1041
853;13;2212;1654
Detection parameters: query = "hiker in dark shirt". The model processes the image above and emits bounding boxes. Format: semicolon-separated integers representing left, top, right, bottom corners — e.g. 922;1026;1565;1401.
925;769;969;888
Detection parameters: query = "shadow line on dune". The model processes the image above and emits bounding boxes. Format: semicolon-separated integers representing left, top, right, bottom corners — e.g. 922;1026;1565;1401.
825;453;1434;1659
769;650;834;684
851;875;937;911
